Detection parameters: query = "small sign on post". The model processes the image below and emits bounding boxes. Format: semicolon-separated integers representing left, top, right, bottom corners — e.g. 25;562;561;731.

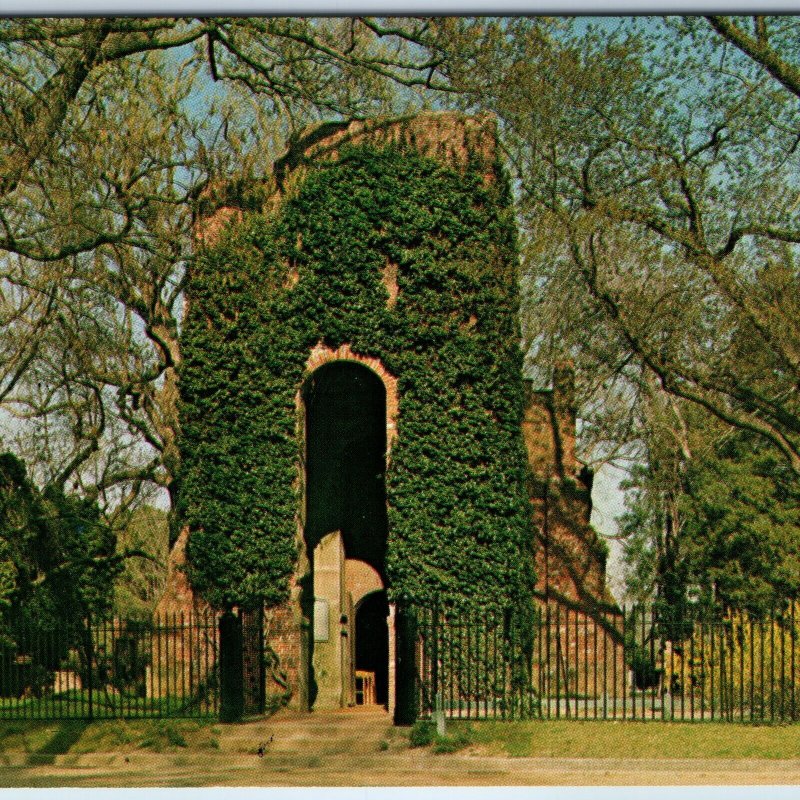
433;692;446;736
314;599;330;642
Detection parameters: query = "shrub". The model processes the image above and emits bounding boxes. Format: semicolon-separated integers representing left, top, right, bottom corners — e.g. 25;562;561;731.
409;719;435;748
432;725;474;754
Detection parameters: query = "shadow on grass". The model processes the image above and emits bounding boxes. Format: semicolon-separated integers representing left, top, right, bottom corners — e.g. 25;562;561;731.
26;721;88;765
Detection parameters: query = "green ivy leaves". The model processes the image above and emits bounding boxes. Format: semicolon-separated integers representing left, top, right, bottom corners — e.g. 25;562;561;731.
179;143;534;612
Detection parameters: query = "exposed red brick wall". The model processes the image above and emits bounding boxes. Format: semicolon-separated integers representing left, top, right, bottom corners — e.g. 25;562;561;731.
193;112;500;243
523;366;612;608
269;113;499;203
264;597;302;707
154;526;210;617
193;205;243;249
535;604;627;713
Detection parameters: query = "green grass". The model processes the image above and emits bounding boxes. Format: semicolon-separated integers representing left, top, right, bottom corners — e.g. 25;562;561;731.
0;690;216;719
407;719;474;754
0;718;219;757
5;715;800;764
0;721;65;756
431;726;473;754
462;719;800;760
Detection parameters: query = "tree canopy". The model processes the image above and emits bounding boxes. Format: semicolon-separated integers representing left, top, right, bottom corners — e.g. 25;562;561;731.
451;15;800;610
0;451;120;633
0;15;798;614
0;17;490;523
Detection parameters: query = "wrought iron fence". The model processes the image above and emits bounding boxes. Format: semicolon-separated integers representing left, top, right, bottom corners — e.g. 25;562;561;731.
415;601;800;723
0;611;221;720
415;605;537;720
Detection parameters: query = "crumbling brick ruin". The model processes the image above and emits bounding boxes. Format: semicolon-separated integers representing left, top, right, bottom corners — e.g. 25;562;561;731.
523;364;611;610
171;112;613;716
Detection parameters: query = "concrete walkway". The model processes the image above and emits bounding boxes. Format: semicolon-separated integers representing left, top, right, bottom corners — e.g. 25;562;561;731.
2;707;800;787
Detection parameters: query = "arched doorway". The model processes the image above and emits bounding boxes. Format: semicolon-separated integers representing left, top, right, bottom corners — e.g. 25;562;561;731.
355;590;389;706
302;361;390;710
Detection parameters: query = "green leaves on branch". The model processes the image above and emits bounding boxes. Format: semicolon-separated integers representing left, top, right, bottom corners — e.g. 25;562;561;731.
0;452;120;634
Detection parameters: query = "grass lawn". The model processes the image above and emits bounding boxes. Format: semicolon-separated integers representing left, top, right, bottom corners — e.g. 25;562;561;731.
0;718;220;760
3;716;800;764
2;714;800;787
0;690;215;719
458;719;800;760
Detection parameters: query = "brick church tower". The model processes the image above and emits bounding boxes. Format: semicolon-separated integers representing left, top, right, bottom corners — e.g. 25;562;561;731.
171;112;610;720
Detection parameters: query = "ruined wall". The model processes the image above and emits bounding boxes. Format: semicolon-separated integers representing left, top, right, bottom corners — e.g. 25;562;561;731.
172;112;614;714
522;364;612;609
154;527;209;617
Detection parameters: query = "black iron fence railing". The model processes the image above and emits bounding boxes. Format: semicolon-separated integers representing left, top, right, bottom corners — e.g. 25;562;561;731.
415;602;800;723
415;605;536;721
0;612;221;720
5;600;798;723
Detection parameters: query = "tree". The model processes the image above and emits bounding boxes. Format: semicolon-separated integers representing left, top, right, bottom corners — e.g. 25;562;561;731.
621;405;800;616
0;452;122;632
0;450;162;694
493;16;800;475
618;390;692;612
1;53;202;528
5;15;798;616
113;505;169;619
0;17;462;259
681;428;800;613
449;15;800;611
0;17;485;527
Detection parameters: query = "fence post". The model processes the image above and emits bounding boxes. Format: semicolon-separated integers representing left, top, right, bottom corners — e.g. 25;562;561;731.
431;603;445;734
219;610;244;723
394;603;419;725
431;603;439;709
86;613;94;722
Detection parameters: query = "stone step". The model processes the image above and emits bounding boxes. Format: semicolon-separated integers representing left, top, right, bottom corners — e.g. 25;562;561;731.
216;707;395;756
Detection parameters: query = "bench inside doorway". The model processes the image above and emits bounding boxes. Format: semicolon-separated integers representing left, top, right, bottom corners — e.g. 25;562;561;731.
355;670;376;705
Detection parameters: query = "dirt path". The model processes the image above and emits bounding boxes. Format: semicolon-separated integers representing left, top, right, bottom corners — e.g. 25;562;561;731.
2;707;800;787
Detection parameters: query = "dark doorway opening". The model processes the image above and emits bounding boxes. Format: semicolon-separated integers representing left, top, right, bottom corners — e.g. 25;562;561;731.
303;361;387;573
302;360;389;710
355;591;389;706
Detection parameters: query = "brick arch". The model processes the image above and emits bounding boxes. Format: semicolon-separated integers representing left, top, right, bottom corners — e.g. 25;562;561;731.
303;341;399;452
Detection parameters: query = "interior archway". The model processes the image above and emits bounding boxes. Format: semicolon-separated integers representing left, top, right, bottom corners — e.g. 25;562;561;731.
303;361;387;574
355;590;389;706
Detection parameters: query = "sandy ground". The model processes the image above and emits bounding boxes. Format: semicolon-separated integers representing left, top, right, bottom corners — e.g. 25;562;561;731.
2;707;800;787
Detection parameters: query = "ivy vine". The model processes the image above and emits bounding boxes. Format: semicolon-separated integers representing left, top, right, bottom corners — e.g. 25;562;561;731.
178;142;535;612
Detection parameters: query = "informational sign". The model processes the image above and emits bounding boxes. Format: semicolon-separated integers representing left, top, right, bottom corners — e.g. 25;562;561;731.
314;599;329;642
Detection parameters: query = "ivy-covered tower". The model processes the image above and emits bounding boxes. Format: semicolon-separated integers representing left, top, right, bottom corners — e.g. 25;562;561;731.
178;113;538;718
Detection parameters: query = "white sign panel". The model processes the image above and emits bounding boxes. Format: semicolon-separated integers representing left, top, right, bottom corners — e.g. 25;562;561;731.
314;599;330;642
